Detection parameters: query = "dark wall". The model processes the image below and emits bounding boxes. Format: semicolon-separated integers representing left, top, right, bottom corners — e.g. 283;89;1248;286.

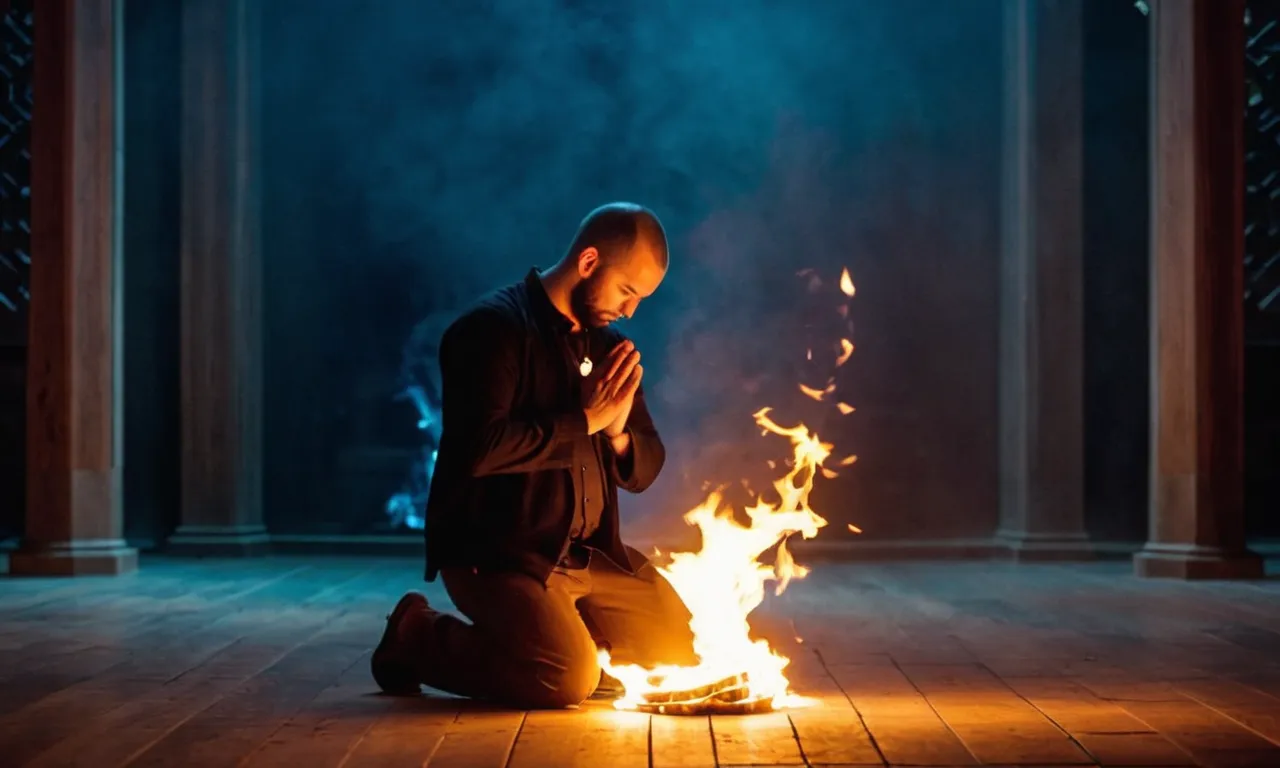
121;0;182;548
1244;336;1280;540
0;345;21;542
1081;0;1150;544
259;0;1005;543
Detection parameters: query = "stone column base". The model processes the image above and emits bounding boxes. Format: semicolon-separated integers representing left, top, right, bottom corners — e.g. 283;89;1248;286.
1133;543;1265;580
166;525;271;557
996;529;1094;562
7;540;139;576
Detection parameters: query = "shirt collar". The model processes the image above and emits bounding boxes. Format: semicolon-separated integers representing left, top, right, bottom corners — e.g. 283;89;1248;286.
524;267;576;335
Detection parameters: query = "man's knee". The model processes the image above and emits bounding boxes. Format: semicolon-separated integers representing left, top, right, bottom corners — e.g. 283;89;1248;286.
506;639;601;709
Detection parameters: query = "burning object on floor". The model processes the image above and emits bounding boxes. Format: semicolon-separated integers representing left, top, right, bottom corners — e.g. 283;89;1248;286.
632;672;774;715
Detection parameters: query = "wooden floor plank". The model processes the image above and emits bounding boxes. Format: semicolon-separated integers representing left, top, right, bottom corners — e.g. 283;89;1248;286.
744;613;882;766
121;623;372;766
339;706;455;768
898;663;1094;765
711;711;804;766
0;565;366;762
238;651;387;768
1002;675;1196;766
783;665;882;767
1076;674;1280;767
22;614;345;767
427;709;526;768
1174;678;1280;747
508;707;649;768
650;712;717;768
1111;698;1280;767
825;662;977;766
0;564;374;737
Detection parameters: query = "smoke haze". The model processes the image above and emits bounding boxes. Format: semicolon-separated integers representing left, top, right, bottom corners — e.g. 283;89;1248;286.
257;0;1003;541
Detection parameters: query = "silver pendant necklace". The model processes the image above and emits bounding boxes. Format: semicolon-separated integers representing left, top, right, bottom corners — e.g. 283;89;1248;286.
576;331;592;377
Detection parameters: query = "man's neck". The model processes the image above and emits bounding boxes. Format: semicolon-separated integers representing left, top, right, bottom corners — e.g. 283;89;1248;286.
537;264;583;331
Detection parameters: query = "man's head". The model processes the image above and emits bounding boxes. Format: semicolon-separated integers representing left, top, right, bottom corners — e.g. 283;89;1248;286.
565;202;669;328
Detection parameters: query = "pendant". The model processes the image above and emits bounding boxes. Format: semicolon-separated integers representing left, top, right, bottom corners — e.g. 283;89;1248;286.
579;357;593;377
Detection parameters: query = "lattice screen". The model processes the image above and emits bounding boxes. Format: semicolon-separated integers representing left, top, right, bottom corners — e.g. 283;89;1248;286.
0;0;32;322
1246;0;1280;317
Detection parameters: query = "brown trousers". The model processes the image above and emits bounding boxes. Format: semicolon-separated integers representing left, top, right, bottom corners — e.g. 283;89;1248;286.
404;549;697;709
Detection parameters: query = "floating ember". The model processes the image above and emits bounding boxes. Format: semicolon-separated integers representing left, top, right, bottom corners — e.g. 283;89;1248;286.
598;266;861;716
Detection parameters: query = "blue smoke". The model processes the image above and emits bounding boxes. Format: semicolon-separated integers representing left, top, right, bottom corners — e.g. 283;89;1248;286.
383;385;438;531
383;314;447;531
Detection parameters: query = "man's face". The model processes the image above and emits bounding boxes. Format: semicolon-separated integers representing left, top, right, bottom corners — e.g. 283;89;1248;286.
571;246;665;328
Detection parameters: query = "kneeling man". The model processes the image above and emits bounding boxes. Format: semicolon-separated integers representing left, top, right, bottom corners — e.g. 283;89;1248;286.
372;202;697;708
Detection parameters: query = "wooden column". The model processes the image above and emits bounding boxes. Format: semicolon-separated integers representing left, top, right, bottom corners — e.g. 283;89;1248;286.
1134;0;1263;579
12;0;137;575
996;0;1091;560
167;0;267;555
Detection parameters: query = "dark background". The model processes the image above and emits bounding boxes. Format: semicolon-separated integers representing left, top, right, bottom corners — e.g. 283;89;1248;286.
0;0;1275;551
254;0;1012;548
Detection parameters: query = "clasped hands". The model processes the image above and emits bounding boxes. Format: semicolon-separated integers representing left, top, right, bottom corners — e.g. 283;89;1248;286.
582;340;642;438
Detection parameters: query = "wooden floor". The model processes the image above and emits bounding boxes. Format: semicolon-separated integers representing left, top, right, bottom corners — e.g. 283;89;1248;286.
1;556;1279;767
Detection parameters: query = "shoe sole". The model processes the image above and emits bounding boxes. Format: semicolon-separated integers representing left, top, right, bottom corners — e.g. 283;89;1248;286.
371;593;428;695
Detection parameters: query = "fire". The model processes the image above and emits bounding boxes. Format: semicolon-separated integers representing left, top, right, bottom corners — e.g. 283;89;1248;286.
598;266;860;715
836;339;854;367
798;380;835;401
839;268;856;297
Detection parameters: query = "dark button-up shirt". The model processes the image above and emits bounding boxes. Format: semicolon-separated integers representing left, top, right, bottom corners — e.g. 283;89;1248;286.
422;268;666;584
561;329;608;544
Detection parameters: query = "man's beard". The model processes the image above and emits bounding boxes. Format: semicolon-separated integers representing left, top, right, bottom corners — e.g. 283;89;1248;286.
570;279;611;328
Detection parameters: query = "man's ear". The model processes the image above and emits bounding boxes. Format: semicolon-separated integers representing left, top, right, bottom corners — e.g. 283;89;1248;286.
577;247;600;278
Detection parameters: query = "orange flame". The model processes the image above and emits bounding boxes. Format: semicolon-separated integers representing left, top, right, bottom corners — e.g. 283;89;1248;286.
798;381;836;401
836;339;854;366
598;266;862;712
839;268;856;297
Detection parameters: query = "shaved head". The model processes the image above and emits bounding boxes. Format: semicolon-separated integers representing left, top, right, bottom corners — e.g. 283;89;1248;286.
565;202;669;271
563;202;669;327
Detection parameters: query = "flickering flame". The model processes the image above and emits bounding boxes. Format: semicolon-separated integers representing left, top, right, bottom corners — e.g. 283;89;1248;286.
839;268;856;297
598;266;862;714
836;339;854;367
798;381;835;401
599;408;831;711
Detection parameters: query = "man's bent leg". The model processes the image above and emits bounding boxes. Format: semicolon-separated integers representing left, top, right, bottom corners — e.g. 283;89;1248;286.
578;549;699;669
400;568;601;709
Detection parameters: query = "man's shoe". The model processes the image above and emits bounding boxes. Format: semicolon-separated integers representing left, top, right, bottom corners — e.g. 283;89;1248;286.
590;669;627;700
371;592;430;695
